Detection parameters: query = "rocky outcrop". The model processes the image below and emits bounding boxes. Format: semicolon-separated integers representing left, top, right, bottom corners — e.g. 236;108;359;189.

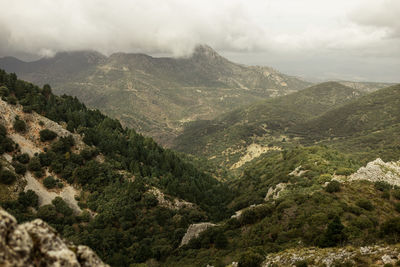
0;99;86;154
349;158;400;186
264;183;288;201
262;245;400;267
0;207;108;267
289;166;308;177
180;222;216;246
148;187;194;210
230;144;281;169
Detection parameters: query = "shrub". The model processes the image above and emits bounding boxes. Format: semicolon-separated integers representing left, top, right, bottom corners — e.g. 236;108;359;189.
0;170;16;184
7;96;17;105
215;232;228;249
52;197;73;216
0;86;9;96
356;199;374;211
143;193;158;208
381;218;400;240
0;124;6;137
34;170;45;178
15;153;30;164
239;250;264;267
13;118;26;133
13;162;26;175
374;181;391;192
37;205;58;223
325;180;341;193
336;168;354;176
1;137;14;153
18;190;39;208
239;208;257;225
39;129;58;142
382;191;391;199
295;260;308;267
392;189;400;200
318;216;346;247
27;157;41;171
43;176;57;189
395;203;400;213
22;106;32;113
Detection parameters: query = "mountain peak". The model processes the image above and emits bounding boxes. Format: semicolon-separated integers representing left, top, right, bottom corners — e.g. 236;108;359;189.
191;44;224;61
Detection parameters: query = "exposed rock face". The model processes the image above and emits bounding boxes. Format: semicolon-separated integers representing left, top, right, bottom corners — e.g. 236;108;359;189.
230;144;281;169
265;183;288;201
0;208;108;267
0;99;86;153
349;158;400;186
231;204;264;219
180;222;216;246
148;187;194;210
289;165;308;177
262;245;400;267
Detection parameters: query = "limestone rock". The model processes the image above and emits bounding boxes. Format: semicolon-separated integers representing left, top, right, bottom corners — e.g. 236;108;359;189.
265;183;288;201
149;187;194;210
76;245;108;267
180;222;216;246
349;158;400;186
0;207;108;267
262;245;400;267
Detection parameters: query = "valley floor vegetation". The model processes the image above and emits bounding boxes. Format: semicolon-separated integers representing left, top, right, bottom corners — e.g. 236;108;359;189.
1;69;400;267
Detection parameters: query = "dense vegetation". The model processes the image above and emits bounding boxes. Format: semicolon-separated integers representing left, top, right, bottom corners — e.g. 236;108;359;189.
291;84;400;162
0;69;233;266
173;82;363;167
169;146;400;266
1;68;400;267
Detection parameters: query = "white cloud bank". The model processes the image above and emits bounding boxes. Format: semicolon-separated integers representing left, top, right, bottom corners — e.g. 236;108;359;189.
0;0;399;81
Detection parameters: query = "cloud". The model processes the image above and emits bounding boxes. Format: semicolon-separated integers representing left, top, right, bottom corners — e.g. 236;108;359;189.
0;0;399;82
0;0;268;57
349;0;400;38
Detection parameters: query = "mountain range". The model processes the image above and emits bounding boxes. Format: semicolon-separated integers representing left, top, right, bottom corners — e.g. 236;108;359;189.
0;45;312;145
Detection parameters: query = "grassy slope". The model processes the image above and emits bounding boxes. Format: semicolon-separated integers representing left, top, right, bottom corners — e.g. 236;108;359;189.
291;84;400;162
173;82;363;166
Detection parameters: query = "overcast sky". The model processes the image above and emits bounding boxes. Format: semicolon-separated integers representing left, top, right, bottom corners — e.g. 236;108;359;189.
0;0;399;82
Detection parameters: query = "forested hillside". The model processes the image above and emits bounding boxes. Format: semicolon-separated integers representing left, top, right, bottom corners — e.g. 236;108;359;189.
0;69;232;266
169;146;400;266
173;82;363;167
2;69;400;267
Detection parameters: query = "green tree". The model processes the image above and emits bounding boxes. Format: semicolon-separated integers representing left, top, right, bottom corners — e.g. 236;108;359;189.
239;250;264;267
215;232;228;249
13;118;26;133
0;170;16;184
28;157;42;172
43;176;57;189
318;216;346;247
39;129;58;141
18;190;39;208
325;180;341;193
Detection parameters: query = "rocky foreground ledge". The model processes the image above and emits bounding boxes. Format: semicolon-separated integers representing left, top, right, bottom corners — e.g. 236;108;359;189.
262;245;400;267
0;208;108;267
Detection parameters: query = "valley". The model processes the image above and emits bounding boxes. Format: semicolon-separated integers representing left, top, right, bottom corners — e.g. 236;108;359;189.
0;49;399;267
